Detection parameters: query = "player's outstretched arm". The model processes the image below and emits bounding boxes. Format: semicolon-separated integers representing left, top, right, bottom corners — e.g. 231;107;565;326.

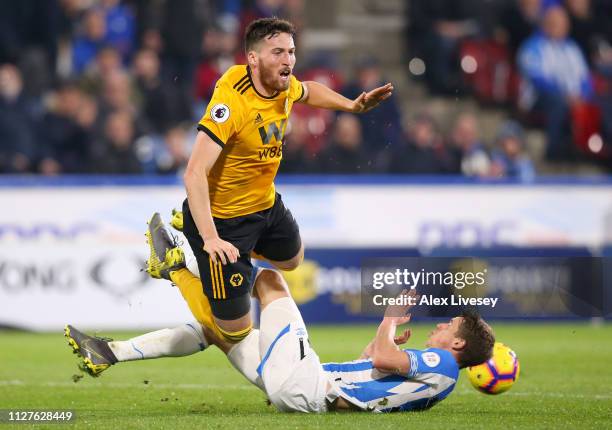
370;289;417;372
370;316;411;374
300;81;393;113
359;328;411;359
184;132;239;265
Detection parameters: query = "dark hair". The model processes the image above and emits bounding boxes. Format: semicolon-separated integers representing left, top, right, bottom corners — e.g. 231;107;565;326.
456;310;495;368
244;18;296;53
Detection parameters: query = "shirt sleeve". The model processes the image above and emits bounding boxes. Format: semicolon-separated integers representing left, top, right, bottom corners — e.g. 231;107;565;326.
197;81;243;147
403;348;458;380
288;75;305;103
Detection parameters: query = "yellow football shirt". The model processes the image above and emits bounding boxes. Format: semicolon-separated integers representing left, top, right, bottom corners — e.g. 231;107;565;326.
197;65;304;219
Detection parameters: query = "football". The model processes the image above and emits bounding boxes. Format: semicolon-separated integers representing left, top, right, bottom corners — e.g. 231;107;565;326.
467;342;520;394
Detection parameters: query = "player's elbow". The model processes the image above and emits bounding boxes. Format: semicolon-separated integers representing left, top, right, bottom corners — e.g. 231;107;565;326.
183;168;194;185
183;167;204;189
371;349;403;372
371;354;393;371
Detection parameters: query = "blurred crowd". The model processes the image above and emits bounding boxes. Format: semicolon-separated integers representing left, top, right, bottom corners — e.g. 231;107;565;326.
407;0;612;166
0;0;609;178
0;0;302;176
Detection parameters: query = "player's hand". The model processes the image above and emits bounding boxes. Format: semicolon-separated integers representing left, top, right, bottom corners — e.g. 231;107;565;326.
384;289;418;320
203;237;239;265
351;83;394;113
394;328;412;345
386;313;411;328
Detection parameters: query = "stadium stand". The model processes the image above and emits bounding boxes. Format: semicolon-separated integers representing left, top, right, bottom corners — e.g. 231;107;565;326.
0;0;610;176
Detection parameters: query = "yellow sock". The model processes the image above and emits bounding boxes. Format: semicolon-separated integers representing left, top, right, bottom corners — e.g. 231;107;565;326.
170;268;220;338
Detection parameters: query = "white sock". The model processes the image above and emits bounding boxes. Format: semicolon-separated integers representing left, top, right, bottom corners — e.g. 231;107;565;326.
227;329;265;391
108;323;207;362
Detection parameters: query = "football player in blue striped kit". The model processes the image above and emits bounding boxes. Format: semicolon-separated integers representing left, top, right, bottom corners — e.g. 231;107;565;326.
66;219;495;413
202;287;495;412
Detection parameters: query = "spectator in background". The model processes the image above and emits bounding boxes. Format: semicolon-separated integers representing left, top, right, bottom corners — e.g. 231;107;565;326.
39;82;91;174
591;0;612;70
127;0;163;53
280;115;318;173
98;69;148;136
80;45;123;95
384;112;453;174
288;52;344;155
589;1;612;144
449;113;491;176
194;26;241;103
497;0;542;56
0;0;60;87
132;49;192;134
408;0;480;95
58;0;87;42
100;0;135;63
239;0;289;41
159;0;209;95
490;120;536;181
594;0;612;45
0;64;40;173
100;70;133;113
343;57;402;149
92;110;142;174
318;114;372;174
518;5;593;160
565;0;598;64
156;125;190;175
74;93;99;144
72;8;107;74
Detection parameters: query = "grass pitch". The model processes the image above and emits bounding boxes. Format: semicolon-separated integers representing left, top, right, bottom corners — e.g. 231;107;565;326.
1;323;611;429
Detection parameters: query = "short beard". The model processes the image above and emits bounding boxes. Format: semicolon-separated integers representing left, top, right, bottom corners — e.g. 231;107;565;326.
259;60;289;92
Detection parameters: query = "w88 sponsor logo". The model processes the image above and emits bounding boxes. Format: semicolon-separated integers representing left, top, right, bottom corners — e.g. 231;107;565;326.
258;144;283;160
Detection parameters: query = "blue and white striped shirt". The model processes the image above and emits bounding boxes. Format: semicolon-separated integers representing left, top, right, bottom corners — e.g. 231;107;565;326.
518;32;593;108
323;348;459;412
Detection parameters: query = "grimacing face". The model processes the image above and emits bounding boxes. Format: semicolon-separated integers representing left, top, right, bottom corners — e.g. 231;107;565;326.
251;32;296;93
426;316;466;350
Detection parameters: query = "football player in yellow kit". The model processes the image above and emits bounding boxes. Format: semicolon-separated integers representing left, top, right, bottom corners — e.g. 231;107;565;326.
148;18;393;344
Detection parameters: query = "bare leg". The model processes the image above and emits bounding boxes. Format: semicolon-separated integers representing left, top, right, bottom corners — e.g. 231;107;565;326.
251;243;305;272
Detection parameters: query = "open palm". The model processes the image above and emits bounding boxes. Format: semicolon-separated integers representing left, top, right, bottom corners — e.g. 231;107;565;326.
352;83;394;113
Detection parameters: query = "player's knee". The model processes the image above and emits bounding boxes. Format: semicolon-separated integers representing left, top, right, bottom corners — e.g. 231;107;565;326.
216;323;253;343
275;247;304;271
254;269;290;306
278;256;302;271
214;313;253;343
258;269;289;293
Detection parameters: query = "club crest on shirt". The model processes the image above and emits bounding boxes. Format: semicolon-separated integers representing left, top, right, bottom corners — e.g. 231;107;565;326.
422;352;441;367
211;103;230;123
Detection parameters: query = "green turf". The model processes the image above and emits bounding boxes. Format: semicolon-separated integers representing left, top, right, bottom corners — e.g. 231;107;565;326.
1;323;611;429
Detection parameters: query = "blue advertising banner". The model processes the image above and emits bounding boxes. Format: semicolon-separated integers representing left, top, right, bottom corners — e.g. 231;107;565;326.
287;247;611;323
